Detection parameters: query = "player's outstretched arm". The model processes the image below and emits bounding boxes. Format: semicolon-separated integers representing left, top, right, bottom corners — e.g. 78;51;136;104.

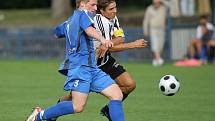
109;39;147;52
111;36;125;45
96;36;125;58
85;26;113;48
96;39;147;58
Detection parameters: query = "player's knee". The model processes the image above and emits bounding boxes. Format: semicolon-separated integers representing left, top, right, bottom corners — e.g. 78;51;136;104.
110;89;123;100
102;84;123;100
123;79;136;93
128;79;136;90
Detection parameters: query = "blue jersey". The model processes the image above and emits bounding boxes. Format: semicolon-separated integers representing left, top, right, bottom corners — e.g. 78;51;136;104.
54;10;115;93
55;10;97;68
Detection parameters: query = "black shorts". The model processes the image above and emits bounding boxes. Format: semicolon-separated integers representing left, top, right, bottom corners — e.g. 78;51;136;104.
99;55;126;79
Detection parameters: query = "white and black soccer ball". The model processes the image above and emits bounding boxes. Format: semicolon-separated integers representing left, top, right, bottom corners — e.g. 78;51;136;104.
159;75;180;96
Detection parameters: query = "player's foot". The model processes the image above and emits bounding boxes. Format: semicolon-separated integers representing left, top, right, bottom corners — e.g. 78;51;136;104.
100;105;112;121
26;107;42;121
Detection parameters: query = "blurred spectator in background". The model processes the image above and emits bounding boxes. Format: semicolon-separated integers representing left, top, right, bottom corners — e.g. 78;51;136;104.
197;0;211;16
207;30;215;64
188;15;214;63
143;0;167;66
199;24;214;63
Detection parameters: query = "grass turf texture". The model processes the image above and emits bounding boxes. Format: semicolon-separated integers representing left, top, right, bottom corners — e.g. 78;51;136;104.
0;60;214;121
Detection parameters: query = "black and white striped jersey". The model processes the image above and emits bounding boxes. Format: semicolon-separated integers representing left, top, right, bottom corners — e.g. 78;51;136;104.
94;14;123;66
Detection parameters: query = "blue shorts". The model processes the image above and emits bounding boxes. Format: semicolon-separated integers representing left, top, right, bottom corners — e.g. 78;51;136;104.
64;65;115;93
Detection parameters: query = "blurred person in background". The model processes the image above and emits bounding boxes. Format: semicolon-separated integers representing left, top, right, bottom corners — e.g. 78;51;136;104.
188;15;214;63
198;24;214;63
143;0;167;66
206;30;215;64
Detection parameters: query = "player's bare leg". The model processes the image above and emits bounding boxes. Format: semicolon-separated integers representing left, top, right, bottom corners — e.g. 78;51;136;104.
58;92;72;102
189;39;202;59
100;72;136;121
27;91;88;121
70;91;88;113
51;91;88;120
52;72;134;121
115;71;136;100
101;84;124;121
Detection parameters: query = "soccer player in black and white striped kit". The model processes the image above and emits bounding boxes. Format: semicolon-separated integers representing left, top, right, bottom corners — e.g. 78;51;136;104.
93;0;147;120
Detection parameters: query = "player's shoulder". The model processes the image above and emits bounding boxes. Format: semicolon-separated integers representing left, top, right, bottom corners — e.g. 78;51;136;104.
74;9;93;19
76;10;94;23
94;14;111;28
94;14;109;22
94;14;103;21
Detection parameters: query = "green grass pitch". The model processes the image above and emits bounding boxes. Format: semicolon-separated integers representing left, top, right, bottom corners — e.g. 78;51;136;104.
0;60;215;121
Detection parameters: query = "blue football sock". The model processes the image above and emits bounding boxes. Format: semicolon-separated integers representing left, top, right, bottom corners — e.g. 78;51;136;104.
38;101;74;120
109;100;124;121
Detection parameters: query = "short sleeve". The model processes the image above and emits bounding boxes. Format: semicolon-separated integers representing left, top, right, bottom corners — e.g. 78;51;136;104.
113;16;125;37
80;11;94;31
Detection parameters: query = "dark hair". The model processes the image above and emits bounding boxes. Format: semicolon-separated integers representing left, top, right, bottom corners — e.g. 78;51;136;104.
200;15;208;20
97;0;115;13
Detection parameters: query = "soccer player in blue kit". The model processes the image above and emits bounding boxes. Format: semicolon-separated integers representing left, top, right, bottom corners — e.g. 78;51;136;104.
51;0;147;121
26;0;125;121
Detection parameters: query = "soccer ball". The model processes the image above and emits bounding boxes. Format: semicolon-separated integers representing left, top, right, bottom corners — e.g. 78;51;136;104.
159;75;180;96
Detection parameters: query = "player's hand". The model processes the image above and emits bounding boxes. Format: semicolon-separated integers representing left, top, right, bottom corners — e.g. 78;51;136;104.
96;45;108;58
133;39;147;48
101;39;114;48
